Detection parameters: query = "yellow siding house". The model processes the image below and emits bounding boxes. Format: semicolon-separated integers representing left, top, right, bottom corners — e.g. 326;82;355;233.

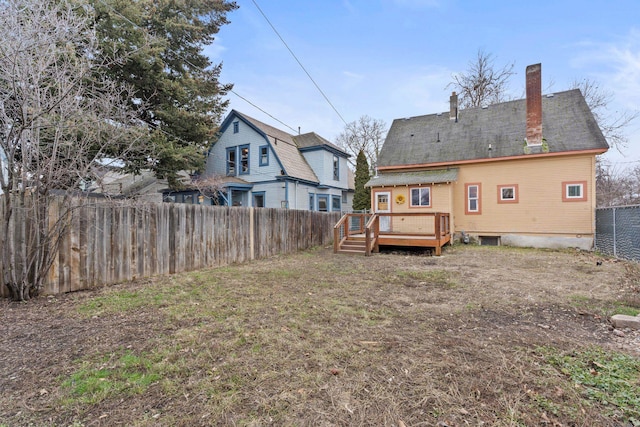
366;64;608;250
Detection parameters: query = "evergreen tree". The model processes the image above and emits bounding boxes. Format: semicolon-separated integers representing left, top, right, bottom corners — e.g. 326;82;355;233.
91;0;238;187
353;150;371;211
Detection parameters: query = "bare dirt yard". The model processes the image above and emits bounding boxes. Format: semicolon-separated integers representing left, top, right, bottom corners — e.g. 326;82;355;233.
1;244;640;426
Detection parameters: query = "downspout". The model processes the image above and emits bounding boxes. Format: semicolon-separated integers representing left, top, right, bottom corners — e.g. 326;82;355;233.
284;180;289;208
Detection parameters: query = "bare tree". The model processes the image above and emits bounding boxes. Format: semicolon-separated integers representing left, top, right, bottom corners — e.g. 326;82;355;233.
596;159;640;207
336;115;387;170
572;78;639;151
0;0;143;300
190;175;226;205
448;49;515;109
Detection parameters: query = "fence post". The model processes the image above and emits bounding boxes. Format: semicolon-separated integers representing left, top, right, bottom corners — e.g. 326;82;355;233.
613;207;617;258
250;207;255;260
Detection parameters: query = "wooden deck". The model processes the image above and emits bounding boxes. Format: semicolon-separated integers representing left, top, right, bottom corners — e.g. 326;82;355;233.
334;212;451;256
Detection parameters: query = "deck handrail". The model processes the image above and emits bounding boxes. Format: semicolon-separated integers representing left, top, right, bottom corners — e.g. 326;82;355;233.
333;214;349;253
364;214;380;256
333;212;374;253
335;212;451;256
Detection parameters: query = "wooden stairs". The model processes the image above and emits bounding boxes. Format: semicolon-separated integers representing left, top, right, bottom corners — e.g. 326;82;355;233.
336;236;367;255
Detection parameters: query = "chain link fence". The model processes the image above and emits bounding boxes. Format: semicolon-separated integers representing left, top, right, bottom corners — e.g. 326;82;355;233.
595;205;640;261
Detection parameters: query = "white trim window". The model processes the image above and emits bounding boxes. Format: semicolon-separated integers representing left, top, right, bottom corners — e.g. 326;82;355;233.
410;187;430;207
566;183;583;198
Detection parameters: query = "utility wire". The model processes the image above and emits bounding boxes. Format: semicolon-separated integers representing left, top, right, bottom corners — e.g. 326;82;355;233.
251;0;348;126
230;90;298;134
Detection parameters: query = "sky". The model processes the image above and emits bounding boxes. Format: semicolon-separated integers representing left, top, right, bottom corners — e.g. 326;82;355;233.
205;0;640;170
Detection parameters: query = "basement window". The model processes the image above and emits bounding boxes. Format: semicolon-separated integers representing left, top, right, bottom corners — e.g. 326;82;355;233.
480;236;500;246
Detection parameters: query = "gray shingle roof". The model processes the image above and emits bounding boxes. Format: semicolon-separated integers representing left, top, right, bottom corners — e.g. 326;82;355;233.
294;132;348;156
235;112;319;183
378;89;608;168
365;168;458;188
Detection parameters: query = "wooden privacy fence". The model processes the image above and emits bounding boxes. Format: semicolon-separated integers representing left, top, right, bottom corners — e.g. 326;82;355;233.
1;199;340;297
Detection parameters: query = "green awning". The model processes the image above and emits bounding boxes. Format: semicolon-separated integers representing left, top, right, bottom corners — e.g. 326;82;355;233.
365;168;458;187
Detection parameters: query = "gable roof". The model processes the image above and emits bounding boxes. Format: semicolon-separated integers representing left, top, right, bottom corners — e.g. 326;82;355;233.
378;89;608;169
232;111;319;183
294;132;349;158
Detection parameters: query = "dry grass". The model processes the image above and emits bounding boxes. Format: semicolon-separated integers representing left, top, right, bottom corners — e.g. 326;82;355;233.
1;245;639;426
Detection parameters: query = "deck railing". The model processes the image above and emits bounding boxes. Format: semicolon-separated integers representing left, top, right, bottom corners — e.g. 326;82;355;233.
333;212;374;253
364;214;380;256
335;212;451;256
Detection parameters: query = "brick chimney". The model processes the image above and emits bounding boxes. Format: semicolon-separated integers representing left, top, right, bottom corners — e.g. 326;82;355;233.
449;91;458;121
525;63;542;146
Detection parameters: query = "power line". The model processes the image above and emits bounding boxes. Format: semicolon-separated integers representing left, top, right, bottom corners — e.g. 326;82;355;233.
230;90;298;134
250;0;348;126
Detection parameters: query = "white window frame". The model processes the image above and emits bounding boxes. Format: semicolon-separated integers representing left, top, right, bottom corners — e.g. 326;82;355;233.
566;183;583;199
466;183;481;214
410;187;431;207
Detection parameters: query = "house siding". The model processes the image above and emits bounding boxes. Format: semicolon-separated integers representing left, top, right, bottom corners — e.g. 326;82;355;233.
370;184;454;235
206;119;282;182
368;153;595;247
301;149;349;190
452;154;596;239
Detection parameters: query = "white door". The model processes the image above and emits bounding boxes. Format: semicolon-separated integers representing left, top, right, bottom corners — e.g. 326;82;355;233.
375;191;391;232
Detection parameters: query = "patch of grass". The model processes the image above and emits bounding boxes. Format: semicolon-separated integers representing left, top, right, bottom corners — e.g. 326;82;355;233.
78;275;222;318
62;351;162;405
569;295;640;317
538;346;640;420
395;269;457;287
78;290;148;315
613;305;640;316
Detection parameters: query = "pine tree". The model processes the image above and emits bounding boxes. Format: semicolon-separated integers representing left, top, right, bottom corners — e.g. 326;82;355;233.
91;0;238;188
353;150;371;211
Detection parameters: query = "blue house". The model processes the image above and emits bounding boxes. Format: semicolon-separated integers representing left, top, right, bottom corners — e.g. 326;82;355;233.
201;110;353;211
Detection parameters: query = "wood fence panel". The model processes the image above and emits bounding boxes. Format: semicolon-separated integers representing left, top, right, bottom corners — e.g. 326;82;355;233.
2;197;341;298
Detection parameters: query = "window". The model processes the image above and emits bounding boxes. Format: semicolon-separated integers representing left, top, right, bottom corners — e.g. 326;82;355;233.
562;181;587;202
226;147;236;176
332;195;341;212
252;192;265;208
233;121;239;133
497;184;518;204
309;194;315;211
410;187;431;207
259;145;269;166
239;145;249;175
318;195;328;212
465;183;481;214
333;155;339;180
342;191;347;203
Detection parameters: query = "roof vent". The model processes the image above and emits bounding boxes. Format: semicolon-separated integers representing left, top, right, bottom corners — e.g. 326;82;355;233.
546;93;554;98
482;106;489;109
